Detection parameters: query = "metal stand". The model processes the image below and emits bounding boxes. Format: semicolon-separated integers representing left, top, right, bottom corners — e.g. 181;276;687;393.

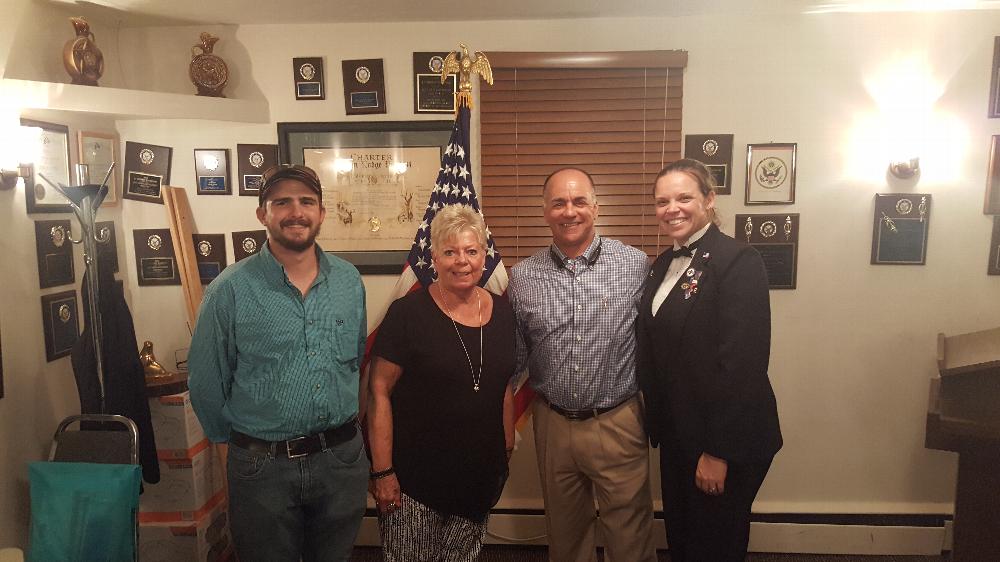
39;163;115;413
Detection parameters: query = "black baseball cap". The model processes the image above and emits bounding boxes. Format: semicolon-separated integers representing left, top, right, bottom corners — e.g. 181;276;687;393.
258;164;323;206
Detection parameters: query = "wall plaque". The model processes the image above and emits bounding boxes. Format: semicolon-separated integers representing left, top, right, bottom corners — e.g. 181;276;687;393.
989;216;1000;276
342;58;387;115
194;148;231;195
41;290;78;362
871;193;931;265
123;141;172;204
95;220;118;274
237;144;278;197
35;219;75;289
293;57;325;100
232;230;267;262
133;228;181;286
685;134;734;195
746;143;796;205
735;214;799;289
192;233;227;284
413;52;456;114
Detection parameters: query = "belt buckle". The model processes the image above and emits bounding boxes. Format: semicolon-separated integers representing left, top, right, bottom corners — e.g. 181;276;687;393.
564;410;586;421
285;435;309;458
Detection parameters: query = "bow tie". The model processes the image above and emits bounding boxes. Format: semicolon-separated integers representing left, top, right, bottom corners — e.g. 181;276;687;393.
675;244;698;257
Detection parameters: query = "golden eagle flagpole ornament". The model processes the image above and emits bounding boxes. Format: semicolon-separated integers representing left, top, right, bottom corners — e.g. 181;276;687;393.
440;43;493;110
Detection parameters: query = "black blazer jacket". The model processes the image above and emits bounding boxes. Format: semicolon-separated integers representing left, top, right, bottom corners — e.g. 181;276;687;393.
637;224;782;464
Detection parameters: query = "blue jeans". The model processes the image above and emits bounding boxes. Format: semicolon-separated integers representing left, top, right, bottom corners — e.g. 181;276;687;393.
227;430;369;562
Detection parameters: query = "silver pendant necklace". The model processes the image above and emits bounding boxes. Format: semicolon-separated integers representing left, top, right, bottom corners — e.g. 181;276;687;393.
437;284;483;392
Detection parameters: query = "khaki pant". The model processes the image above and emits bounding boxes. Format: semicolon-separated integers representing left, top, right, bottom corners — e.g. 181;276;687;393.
533;396;657;562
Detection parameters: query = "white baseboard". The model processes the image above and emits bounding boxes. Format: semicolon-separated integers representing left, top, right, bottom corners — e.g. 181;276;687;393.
356;513;948;555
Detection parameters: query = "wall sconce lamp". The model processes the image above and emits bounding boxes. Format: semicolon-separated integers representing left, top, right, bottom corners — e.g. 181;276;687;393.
889;157;920;180
0;164;32;191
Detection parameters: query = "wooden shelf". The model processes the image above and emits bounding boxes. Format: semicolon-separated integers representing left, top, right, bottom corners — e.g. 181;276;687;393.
1;78;270;123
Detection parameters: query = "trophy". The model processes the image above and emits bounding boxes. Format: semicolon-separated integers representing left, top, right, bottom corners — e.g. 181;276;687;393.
62;17;104;86
189;33;229;97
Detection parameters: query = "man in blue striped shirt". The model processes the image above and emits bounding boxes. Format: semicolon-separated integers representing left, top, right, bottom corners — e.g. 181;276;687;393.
189;164;368;562
509;168;656;562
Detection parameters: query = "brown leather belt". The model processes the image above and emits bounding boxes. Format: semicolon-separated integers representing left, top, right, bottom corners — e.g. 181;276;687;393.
230;419;357;459
542;395;631;421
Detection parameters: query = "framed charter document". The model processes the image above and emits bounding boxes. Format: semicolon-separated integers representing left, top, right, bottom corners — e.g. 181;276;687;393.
735;214;799;289
78;130;120;206
277;120;453;273
21;119;72;214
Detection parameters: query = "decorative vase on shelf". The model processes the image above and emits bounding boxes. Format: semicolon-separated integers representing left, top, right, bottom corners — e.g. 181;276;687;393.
189;32;229;97
62;17;104;86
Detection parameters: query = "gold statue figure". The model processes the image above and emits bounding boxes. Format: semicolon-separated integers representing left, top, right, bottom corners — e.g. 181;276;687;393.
140;340;176;380
440;43;493;108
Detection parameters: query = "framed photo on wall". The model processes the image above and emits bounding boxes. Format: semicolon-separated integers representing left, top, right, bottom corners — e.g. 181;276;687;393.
746;143;796;205
77;130;120;206
21;119;72;214
277;120;453;273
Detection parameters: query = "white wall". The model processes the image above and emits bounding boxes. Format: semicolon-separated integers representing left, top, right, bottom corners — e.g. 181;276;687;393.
4;3;1000;550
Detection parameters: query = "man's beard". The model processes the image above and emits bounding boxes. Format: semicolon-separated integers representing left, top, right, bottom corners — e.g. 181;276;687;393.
268;219;320;252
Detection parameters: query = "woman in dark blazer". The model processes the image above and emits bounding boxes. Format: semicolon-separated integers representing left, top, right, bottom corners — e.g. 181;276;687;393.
637;158;782;562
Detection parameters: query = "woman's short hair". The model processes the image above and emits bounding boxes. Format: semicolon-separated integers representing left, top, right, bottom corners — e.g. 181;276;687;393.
655;158;716;198
430;204;488;255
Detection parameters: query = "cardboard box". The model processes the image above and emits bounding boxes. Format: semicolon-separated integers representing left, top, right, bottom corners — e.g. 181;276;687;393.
148;391;207;456
140;441;224;515
139;501;232;562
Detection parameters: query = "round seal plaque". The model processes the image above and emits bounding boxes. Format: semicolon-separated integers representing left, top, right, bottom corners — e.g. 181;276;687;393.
249;151;264;168
755;157;787;189
299;63;316;81
355;66;371;84
242;237;258;255
197;240;213;257
147;234;162;251
139;148;155;166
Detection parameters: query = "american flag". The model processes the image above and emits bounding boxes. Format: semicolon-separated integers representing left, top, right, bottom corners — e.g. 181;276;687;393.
363;102;536;425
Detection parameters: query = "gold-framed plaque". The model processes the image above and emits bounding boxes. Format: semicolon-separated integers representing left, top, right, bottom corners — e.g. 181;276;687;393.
40;290;78;362
413;52;456;114
123;141;172;204
194;148;231;195
77;130;120;206
871;193;931;265
735;213;799;290
192;233;227;284
237;144;278;197
21;119;72;214
133;228;181;285
342;58;387;115
685;134;734;195
35;219;76;289
232;230;267;262
293;57;325;100
746;143;796;205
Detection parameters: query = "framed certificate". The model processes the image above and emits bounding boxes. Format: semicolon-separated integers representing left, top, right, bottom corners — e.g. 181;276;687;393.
986;135;1000;214
989;216;1000;276
21;119;72;214
871;193;931;265
990;37;1000;118
194;148;231;195
277;120;452;273
746;143;796;205
77;130;120;206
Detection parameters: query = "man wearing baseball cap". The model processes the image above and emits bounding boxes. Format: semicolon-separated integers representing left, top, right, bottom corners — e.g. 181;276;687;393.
190;164;369;561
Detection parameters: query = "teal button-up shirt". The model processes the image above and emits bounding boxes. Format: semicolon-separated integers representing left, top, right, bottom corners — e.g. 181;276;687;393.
188;242;367;443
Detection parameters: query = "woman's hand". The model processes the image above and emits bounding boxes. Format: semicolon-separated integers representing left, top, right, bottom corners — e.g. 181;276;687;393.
373;473;401;514
695;452;728;496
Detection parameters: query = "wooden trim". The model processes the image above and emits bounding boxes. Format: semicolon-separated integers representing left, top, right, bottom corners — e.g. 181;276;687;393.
488;50;688;69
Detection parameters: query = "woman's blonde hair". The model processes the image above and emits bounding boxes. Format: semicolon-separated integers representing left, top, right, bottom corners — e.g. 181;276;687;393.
430;204;488;256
